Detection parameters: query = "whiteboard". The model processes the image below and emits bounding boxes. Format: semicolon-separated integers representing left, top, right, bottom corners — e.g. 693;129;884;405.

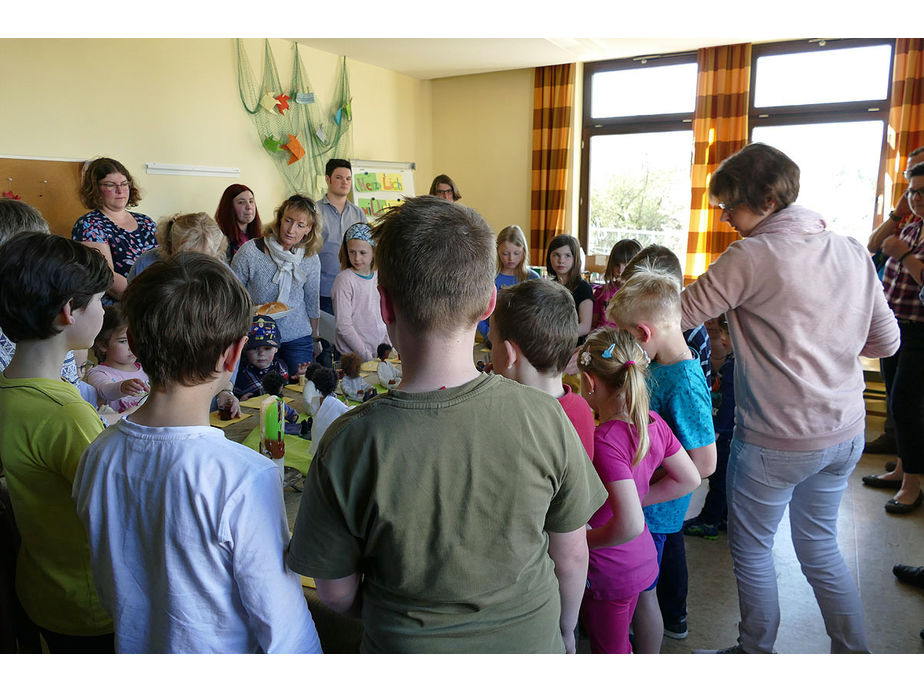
350;159;415;220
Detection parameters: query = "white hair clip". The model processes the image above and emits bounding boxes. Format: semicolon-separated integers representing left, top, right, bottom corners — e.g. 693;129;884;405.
579;351;592;367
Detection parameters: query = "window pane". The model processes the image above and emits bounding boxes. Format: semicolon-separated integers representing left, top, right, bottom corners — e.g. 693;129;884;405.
754;45;892;107
751;121;884;245
587;131;693;261
591;63;697;118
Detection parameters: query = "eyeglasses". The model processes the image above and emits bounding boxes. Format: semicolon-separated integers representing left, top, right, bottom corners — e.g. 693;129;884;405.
717;201;740;214
99;181;130;191
435;188;453;196
76;361;89;376
906;187;924;201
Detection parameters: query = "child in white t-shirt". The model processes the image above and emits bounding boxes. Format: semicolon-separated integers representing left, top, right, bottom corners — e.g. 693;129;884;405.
73;252;322;654
303;365;350;444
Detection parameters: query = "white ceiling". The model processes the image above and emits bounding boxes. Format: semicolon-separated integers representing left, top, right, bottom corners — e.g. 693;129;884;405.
293;38;754;80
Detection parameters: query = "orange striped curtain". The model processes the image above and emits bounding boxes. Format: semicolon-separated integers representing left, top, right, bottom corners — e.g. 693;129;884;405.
530;63;575;265
684;44;751;282
883;39;924;212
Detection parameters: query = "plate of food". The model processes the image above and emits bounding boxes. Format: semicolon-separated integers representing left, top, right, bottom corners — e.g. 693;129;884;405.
253;301;291;319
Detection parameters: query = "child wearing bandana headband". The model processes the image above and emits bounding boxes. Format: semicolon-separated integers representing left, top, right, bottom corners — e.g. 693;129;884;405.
330;222;389;361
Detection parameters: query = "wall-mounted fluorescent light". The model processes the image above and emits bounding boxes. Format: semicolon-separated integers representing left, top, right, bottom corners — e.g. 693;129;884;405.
145;163;240;178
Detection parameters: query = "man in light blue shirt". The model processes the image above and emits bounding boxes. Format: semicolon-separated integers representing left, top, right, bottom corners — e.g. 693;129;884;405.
318;158;367;315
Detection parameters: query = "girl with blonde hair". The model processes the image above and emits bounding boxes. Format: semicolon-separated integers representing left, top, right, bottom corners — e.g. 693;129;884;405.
477;225;539;340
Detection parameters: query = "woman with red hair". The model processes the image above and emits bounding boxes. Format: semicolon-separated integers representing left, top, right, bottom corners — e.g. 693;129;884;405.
215;184;262;261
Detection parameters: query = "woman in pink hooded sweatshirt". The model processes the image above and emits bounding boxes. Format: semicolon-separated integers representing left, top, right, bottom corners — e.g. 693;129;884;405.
679;143;900;655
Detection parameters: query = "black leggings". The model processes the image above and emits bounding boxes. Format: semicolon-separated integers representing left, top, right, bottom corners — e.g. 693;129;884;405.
880;320;924;475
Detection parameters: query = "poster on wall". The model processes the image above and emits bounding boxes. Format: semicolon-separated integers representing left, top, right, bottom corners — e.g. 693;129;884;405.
351;160;416;220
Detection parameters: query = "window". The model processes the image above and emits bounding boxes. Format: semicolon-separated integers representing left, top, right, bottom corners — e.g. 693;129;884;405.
749;40;894;246
580;55;697;262
579;39;896;270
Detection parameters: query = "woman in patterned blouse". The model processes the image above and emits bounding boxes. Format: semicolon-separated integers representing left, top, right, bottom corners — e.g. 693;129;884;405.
72;157;157;305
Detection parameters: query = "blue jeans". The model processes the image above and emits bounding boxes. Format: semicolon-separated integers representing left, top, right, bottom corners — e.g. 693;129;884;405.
726;434;869;653
278;335;314;375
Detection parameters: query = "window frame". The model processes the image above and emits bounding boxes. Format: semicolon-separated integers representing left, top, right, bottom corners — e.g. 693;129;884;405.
748;38;895;224
579;52;698;250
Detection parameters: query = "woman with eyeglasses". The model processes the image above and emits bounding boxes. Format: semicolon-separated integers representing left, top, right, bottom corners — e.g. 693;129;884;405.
862;158;924;514
679;143;899;654
231;195;323;374
72;157;157;305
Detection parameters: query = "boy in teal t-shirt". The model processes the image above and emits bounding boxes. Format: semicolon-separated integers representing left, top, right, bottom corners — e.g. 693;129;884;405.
608;265;716;650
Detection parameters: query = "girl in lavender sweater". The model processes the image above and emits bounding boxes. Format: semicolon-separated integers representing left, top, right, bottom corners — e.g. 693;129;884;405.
330;223;388;362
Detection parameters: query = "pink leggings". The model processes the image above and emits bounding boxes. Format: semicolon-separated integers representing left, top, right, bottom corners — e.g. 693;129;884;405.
581;591;641;654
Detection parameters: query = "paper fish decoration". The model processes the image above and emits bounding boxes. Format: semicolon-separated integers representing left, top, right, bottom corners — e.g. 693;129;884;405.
343;102;352;120
259;93;277;113
315;125;327;143
334;108;343;125
275;93;291;115
295;92;315;104
282;134;305;165
262;136;284;153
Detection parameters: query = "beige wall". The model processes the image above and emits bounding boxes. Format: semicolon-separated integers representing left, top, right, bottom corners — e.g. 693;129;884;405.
0;38;433;225
431;69;535;235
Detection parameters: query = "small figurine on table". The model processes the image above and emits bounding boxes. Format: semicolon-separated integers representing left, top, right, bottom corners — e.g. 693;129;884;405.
340;352;377;402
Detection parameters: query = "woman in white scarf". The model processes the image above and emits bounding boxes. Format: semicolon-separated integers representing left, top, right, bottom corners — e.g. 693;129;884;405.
231;195;323;374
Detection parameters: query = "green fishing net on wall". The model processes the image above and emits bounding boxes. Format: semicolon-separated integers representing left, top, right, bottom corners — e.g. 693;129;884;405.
236;39;353;199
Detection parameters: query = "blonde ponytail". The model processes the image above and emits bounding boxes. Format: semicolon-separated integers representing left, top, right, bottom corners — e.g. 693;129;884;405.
577;328;651;466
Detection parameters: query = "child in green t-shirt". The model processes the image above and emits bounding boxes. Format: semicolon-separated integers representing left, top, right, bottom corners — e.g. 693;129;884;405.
0;232;113;652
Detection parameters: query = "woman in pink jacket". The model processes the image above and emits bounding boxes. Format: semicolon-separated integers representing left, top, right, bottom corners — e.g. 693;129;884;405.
679;143;900;654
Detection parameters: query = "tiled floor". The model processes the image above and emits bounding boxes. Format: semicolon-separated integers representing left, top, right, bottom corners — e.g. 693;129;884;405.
284;403;924;654
659;417;924;654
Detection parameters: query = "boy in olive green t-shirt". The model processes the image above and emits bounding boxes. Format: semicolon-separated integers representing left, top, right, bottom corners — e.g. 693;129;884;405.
287;197;607;653
0;233;113;652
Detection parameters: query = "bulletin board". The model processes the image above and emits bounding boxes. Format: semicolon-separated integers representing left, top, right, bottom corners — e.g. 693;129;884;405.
0;156;87;238
350;159;416;220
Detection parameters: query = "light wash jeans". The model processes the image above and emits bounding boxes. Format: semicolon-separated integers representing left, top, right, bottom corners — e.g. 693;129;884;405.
726;434;869;654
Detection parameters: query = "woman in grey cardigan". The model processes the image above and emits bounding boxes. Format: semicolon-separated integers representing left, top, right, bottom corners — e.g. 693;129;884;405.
231;195;322;374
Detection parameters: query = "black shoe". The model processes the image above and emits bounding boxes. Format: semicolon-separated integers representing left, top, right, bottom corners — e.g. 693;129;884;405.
862;474;902;489
885;460;897;472
864;432;897;455
663;618;688;640
885;490;923;514
893;564;924;588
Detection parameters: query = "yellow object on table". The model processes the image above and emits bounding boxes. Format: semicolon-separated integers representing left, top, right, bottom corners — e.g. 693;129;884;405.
209;410;253;428
240;393;294;409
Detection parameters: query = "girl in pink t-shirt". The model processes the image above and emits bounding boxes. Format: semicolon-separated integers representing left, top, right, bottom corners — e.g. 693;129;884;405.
577;328;699;654
87;305;149;414
591;238;641;330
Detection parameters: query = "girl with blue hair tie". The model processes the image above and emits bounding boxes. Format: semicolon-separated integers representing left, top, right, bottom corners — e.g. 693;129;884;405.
330;222;389;362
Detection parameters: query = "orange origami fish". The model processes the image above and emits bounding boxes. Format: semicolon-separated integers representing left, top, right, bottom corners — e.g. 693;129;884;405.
282;134;305;165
